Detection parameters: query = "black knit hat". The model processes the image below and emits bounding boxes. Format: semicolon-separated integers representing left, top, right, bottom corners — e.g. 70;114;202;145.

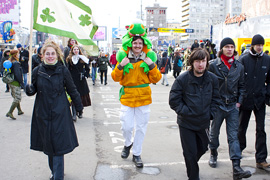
220;37;235;49
251;34;265;45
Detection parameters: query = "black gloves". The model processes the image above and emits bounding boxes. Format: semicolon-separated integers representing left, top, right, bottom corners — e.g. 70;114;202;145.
77;110;83;118
25;84;36;96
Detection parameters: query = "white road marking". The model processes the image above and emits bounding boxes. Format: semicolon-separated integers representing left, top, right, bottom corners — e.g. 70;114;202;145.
110;156;270;169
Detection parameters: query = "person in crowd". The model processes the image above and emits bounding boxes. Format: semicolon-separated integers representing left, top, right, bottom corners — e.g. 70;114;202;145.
169;48;220;180
239;49;249;59
168;44;174;61
1;48;11;92
17;43;29;88
173;51;183;78
199;40;205;48
25;40;83;180
32;46;43;69
205;39;217;60
238;34;270;172
66;45;91;122
191;39;199;52
6;50;24;120
264;50;269;55
110;50;117;70
159;51;171;86
0;48;3;77
208;37;252;179
63;38;78;64
98;52;112;85
111;35;161;168
90;56;98;85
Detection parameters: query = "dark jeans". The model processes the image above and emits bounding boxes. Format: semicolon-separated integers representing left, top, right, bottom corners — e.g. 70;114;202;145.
48;155;64;180
173;70;181;79
238;105;267;163
209;107;241;160
179;126;209;180
100;70;107;84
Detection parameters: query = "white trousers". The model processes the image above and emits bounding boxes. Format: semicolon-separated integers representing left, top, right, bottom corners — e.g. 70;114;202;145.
120;104;150;156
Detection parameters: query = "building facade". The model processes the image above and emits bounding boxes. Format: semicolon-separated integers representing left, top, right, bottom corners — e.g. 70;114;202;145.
145;3;167;50
180;0;242;47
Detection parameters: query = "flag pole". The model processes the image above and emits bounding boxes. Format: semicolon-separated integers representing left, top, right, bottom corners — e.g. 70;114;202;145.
28;0;35;85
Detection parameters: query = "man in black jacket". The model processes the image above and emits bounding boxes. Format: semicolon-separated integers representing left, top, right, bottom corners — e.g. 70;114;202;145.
32;46;42;69
169;48;220;180
191;39;199;52
238;34;270;172
208;37;251;179
17;44;29;88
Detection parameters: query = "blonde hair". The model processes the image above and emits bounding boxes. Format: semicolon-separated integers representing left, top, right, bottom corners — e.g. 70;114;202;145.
41;40;63;63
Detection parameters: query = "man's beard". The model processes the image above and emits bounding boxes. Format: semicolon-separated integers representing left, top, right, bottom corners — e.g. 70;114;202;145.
194;69;205;75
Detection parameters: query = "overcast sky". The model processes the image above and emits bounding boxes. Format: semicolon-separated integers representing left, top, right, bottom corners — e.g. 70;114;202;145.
20;0;181;29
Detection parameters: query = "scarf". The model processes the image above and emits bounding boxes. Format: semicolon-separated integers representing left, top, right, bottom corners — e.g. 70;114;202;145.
221;54;234;70
249;49;264;57
72;55;89;65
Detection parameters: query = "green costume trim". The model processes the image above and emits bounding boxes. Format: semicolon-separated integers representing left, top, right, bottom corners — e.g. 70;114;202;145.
119;84;149;100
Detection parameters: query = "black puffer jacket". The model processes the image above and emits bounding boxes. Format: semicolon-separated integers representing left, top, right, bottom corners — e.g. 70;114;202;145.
169;70;220;131
26;62;83;156
208;57;245;109
239;51;270;110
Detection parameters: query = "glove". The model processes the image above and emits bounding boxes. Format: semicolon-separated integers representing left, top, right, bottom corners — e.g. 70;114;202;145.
77;110;83;118
25;84;36;96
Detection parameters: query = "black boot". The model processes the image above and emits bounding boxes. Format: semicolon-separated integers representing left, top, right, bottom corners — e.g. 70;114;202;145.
133;155;143;168
121;143;133;159
209;149;218;168
232;159;252;180
71;105;77;122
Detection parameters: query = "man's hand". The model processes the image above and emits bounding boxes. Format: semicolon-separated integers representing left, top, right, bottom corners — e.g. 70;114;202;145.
236;103;241;108
144;57;153;65
120;57;130;66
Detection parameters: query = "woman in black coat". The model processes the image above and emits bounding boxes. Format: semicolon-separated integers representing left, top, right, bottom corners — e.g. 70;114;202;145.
173;51;183;78
26;40;83;180
159;51;171;86
66;45;91;121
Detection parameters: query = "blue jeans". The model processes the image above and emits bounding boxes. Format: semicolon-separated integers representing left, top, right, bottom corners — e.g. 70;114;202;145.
209;107;242;160
23;73;27;87
91;67;97;83
112;64;116;70
48;155;64;180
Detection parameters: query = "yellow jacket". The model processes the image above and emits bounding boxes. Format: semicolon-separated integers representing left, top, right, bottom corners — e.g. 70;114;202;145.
111;61;161;107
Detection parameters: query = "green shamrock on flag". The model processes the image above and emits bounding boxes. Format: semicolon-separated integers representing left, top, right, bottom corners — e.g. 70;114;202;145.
40;8;56;23
79;14;91;26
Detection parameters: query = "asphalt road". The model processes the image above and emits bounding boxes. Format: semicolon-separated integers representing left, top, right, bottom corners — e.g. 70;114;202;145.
1;70;270;180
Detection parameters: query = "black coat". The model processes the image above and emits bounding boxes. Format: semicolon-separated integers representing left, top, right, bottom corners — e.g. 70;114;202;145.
173;55;183;72
239;52;270;110
26;63;83;156
169;70;220;131
67;60;90;96
209;57;245;109
11;61;24;86
160;56;171;74
19;49;29;73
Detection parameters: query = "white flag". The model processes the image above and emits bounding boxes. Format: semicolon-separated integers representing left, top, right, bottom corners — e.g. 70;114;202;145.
33;0;99;56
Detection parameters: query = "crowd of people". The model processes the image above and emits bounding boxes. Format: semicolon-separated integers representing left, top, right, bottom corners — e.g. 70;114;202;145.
1;32;270;180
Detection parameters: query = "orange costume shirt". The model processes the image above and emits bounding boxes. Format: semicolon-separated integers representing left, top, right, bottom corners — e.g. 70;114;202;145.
111;60;161;108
